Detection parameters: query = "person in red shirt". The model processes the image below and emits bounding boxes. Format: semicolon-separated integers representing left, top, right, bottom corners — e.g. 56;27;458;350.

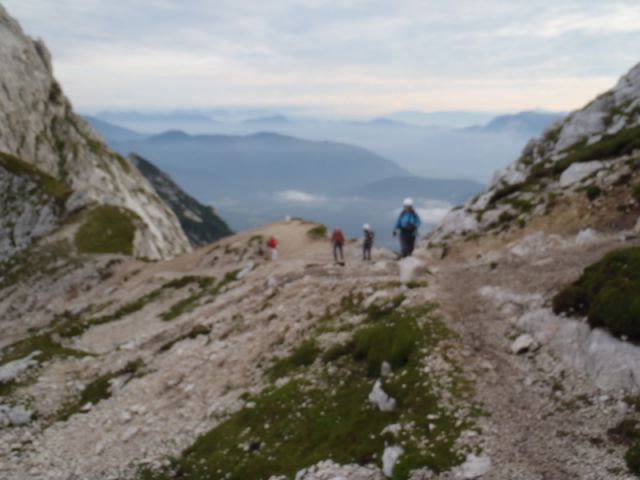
331;228;345;264
267;236;278;261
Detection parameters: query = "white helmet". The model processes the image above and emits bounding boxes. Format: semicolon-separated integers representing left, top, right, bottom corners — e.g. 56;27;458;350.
403;197;414;207
363;223;370;230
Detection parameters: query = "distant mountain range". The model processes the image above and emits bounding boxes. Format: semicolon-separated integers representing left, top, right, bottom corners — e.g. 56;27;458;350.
89;118;485;243
243;115;291;125
106;129;411;199
464;111;564;137
87;109;563;183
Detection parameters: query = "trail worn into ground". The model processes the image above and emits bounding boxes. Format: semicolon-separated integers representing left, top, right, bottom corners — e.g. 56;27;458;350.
430;232;639;480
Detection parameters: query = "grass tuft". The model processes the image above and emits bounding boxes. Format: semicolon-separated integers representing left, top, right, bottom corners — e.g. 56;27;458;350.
307;224;328;240
74;205;137;255
584;185;602;202
158;325;211;353
268;340;320;380
57;359;144;422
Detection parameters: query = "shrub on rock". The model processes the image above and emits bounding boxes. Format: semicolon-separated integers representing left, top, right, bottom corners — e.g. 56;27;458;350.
626;442;640;475
552;247;640;342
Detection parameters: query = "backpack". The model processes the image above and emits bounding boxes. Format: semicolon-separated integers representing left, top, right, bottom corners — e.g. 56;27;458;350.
267;238;277;249
364;230;374;243
333;229;345;244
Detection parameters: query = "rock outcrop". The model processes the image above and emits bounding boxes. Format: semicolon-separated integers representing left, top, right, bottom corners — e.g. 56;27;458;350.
129;153;232;247
430;62;640;244
0;5;190;260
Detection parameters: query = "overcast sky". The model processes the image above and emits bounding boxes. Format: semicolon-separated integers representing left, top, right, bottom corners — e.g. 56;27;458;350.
4;0;640;115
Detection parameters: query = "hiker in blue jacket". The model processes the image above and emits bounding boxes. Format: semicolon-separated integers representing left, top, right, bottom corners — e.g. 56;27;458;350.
393;198;421;257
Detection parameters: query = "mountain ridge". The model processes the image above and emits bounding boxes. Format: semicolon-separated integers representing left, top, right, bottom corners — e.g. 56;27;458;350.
129;153;232;247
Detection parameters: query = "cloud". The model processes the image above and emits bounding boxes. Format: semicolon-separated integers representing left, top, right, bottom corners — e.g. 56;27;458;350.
276;190;327;203
414;200;453;224
3;0;640;113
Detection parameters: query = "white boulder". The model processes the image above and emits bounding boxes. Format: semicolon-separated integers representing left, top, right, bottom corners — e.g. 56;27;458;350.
575;228;600;246
510;334;537;355
398;257;426;284
293;460;383;480
455;454;491;479
516;308;640;391
382;446;404;477
0;404;32;427
368;380;396;412
0;351;40;384
559;161;603;188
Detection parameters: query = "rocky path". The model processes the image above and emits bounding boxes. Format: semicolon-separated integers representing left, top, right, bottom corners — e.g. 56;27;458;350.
429;233;639;479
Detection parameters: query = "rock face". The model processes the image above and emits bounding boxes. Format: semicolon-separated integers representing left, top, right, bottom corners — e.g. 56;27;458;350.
0;5;190;260
430;61;640;243
0;153;65;261
129;154;232;247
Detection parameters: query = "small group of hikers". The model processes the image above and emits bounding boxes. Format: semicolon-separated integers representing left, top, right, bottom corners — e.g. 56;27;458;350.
332;197;421;263
330;222;375;263
267;198;421;264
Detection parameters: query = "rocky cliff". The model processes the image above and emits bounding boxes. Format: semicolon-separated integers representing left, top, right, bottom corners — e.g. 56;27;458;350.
0;5;190;260
430;62;640;245
129;154;232;247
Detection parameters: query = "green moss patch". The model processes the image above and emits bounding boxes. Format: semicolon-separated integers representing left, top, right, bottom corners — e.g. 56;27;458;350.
57;359;144;422
626;442;640;475
307;224;328;240
161;273;238;322
556;125;640;172
608;419;640;446
553;247;640;341
268;340;320;380
158;325;211;353
55;276;217;338
584;185;602;202
140;303;477;480
75;205;137;255
0;150;71;208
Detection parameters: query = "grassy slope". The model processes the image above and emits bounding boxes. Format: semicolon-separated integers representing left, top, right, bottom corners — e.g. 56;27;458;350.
140;298;479;480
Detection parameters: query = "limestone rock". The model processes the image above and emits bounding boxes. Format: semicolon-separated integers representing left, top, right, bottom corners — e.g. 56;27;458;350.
0;352;40;383
0;5;190;260
510;334;537;355
368;380;396;412
293;460;384;480
398;257;427;284
0;405;32;427
382;446;404;477
559;161;603;187
455;454;491;479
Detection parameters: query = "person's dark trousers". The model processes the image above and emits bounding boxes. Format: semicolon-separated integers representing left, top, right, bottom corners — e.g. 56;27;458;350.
363;244;372;261
400;231;415;257
333;243;344;261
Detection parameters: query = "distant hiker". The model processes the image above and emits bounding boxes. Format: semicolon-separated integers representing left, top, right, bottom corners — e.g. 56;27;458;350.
331;228;345;264
393;198;421;258
267;236;278;261
362;224;375;261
